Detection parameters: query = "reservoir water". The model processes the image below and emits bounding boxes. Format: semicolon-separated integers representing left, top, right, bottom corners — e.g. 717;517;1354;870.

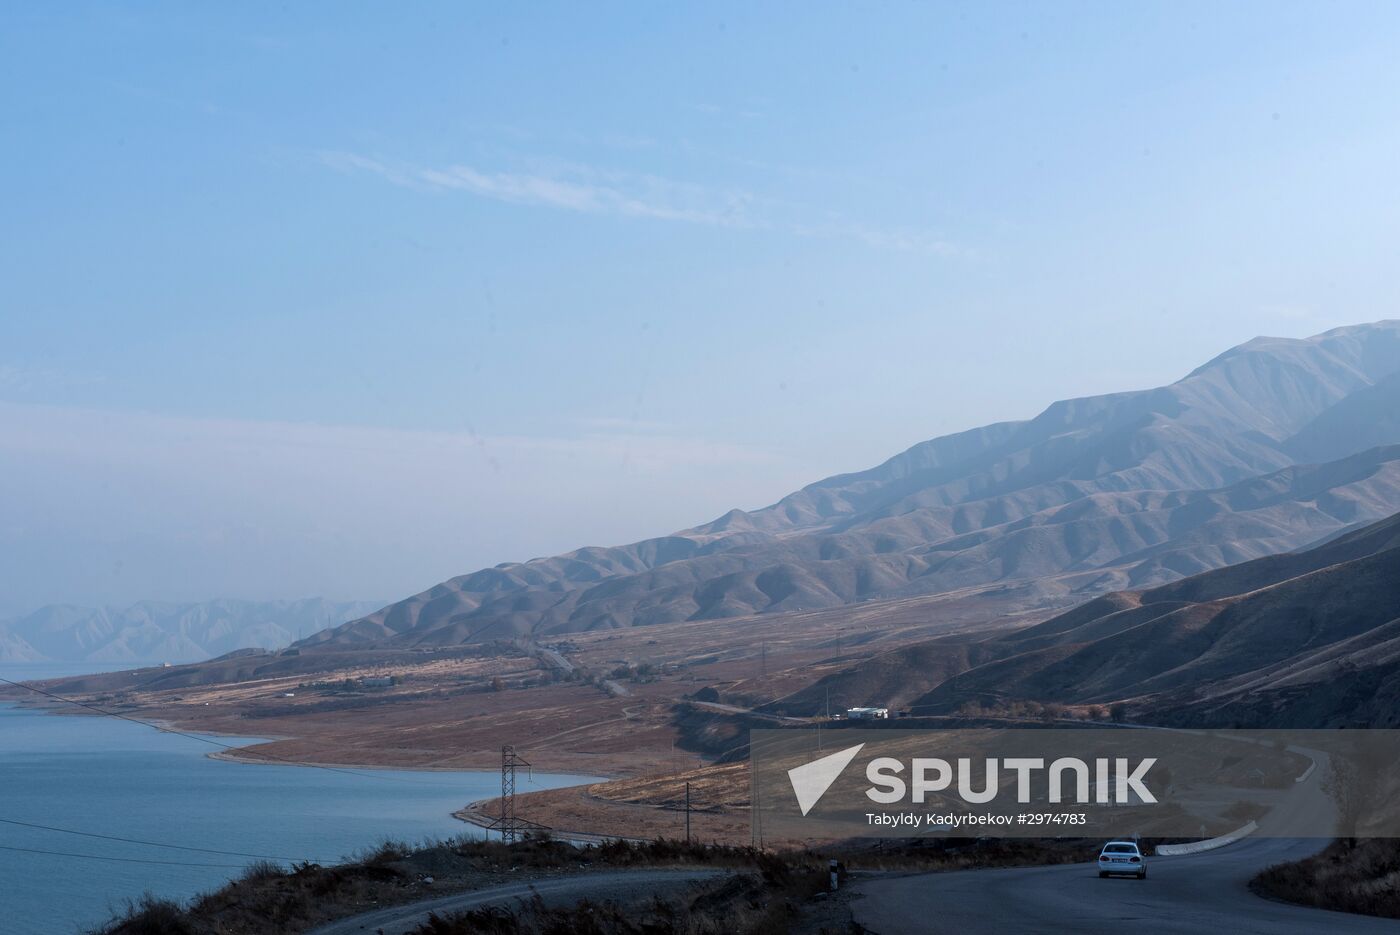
0;664;599;935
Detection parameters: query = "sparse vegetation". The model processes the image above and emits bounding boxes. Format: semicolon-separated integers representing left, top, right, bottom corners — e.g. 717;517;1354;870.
358;838;415;866
409;854;826;935
89;835;1102;935
240;859;286;883
96;895;194;935
1252;839;1400;919
87;837;818;935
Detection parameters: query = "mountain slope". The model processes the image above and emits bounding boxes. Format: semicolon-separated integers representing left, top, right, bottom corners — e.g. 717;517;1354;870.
1286;370;1400;463
893;511;1400;726
0;630;43;663
304;320;1400;650
0;598;380;664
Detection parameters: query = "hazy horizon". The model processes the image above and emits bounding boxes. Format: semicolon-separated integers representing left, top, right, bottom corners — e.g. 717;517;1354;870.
6;3;1400;612
3;320;1386;616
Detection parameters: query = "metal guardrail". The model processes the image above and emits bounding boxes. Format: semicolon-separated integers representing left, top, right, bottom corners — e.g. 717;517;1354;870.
1155;820;1257;856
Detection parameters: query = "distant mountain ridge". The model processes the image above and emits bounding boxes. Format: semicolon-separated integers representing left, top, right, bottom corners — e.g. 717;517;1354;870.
302;320;1400;650
0;598;380;664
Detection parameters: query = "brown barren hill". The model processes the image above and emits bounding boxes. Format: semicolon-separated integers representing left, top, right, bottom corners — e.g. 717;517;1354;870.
870;511;1400;726
299;322;1400;653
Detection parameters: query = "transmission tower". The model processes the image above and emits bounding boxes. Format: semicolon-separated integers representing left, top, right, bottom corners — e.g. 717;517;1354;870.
484;744;549;842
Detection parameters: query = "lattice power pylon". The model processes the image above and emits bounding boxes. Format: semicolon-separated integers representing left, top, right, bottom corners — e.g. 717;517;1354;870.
484;744;549;842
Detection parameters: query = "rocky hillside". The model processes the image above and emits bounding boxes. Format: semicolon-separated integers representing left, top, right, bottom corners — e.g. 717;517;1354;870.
792;510;1400;727
303;320;1400;650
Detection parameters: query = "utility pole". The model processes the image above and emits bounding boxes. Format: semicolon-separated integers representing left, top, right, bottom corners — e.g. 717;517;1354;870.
685;781;691;844
753;762;764;850
756;755;767;851
500;744;522;842
485;744;549;842
760;642;767;678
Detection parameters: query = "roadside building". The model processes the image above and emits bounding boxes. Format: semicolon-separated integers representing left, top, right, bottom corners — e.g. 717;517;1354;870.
845;706;890;720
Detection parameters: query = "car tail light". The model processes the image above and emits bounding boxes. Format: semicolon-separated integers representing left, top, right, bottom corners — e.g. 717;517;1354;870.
1130;856;1140;862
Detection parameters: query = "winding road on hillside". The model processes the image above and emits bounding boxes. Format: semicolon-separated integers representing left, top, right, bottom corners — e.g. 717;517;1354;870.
852;740;1394;933
851;838;1390;934
306;868;728;935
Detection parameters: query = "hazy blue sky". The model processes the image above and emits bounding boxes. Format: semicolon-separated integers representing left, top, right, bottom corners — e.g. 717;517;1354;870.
4;2;1400;613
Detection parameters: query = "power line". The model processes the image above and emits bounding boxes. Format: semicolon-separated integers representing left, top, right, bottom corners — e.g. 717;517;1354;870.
0;676;424;785
0;844;249;869
0;816;329;864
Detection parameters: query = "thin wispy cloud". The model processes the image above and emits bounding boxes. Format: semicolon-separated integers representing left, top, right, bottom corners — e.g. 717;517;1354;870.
321;152;755;228
320;150;965;256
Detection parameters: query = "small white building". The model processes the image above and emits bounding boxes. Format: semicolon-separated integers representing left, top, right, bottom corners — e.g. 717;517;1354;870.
845;706;890;720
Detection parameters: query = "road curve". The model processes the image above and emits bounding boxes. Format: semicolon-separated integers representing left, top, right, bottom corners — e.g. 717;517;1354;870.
851;838;1392;934
306;868;728;935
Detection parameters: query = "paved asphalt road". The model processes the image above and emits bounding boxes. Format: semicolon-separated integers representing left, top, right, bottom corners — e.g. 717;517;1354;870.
851;837;1394;934
852;735;1392;932
306;869;728;935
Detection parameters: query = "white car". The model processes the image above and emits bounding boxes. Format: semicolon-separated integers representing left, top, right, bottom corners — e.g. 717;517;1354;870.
1097;840;1147;879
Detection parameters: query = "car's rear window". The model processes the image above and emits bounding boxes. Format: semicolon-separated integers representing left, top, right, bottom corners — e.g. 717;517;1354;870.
1103;844;1137;853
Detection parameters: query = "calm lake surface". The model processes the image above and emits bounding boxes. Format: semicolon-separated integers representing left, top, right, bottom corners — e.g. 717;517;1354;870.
0;664;599;935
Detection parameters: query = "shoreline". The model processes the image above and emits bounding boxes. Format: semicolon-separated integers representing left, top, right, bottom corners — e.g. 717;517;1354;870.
4;695;626;780
5;698;615;846
454;770;754;846
454;799;647;845
0;695;288;743
208;748;507;774
6;697;604;779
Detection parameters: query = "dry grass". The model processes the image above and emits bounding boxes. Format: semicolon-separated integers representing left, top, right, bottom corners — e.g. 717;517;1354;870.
1252;839;1400;919
411;860;829;935
17;587;1039;779
90;834;1101;935
89;837;833;935
96;896;195;935
403;838;1105;935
